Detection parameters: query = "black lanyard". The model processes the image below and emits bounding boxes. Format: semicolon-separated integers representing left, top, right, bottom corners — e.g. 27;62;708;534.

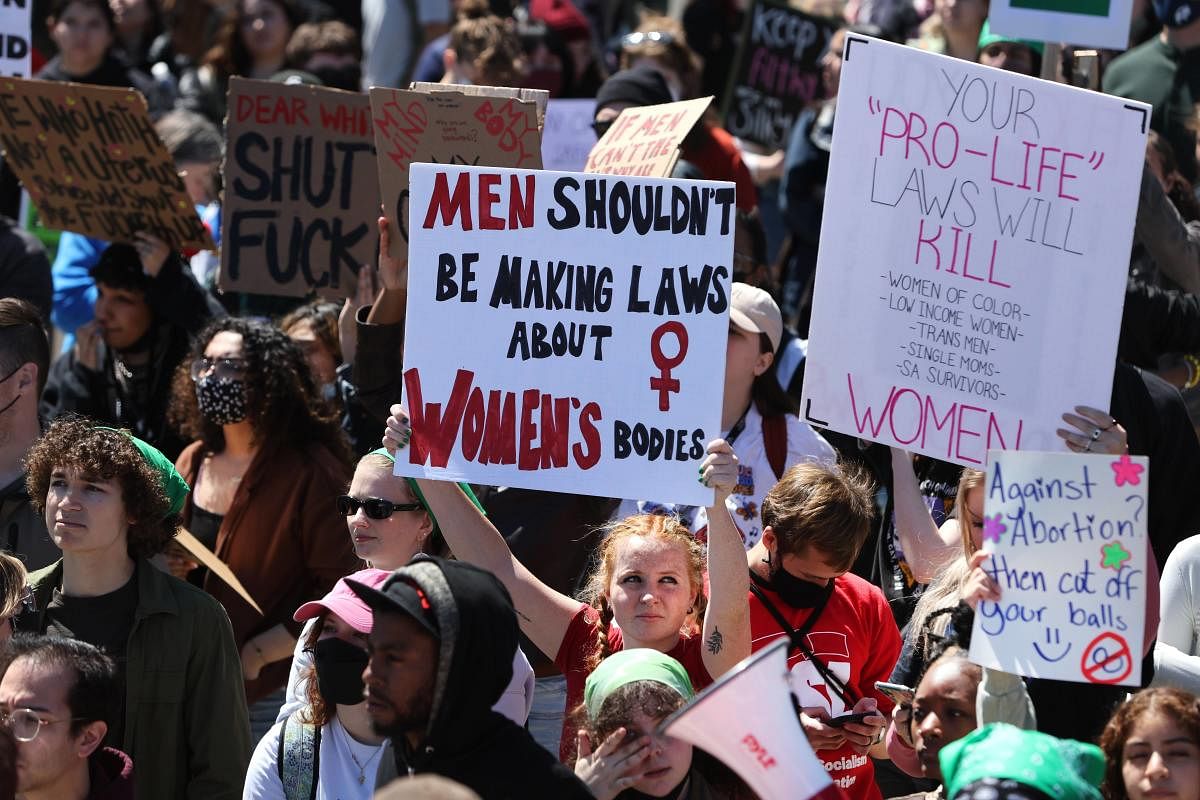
725;408;749;446
750;574;858;707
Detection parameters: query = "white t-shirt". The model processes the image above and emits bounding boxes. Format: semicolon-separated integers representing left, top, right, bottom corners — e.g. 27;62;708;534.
243;715;388;800
616;404;835;548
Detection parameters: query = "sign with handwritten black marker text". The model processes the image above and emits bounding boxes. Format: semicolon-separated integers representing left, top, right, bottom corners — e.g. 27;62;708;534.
968;450;1148;686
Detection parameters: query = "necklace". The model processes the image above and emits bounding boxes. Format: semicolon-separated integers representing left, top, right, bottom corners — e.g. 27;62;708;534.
336;718;386;786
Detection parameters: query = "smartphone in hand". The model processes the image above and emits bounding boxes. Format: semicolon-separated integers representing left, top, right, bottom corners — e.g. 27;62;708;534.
875;681;915;707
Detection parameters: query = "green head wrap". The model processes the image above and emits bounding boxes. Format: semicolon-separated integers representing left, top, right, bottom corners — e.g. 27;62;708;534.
366;448;485;535
96;427;190;517
978;20;1046;56
583;648;694;721
941;724;1104;800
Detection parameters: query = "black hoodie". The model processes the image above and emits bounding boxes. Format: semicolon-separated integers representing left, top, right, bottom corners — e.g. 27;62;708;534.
382;557;591;799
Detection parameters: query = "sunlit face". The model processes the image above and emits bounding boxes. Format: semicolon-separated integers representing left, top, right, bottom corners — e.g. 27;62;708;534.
912;659;980;781
364;610;437;738
344;461;431;570
606;535;697;650
94;283;152;351
44;468;130;558
49;1;114;75
961;486;984;553
177;160;218;206
621;708;693;796
239;0;291;64
285;319;338;388
1122;711;1200;800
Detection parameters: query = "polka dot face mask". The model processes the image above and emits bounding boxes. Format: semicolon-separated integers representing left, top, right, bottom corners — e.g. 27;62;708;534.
195;376;248;425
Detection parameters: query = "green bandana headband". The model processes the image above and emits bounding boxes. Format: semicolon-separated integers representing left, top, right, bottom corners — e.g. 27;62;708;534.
584;648;694;721
367;448;485;533
97;427;190;517
941;723;1104;800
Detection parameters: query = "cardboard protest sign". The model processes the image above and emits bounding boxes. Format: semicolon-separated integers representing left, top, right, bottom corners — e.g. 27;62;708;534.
968;450;1148;686
800;37;1147;467
396;163;735;504
409;81;549;123
989;0;1133;50
722;0;833;151
584;97;712;178
369;86;542;263
175;529;263;614
0;78;213;250
542;98;597;172
0;0;31;78
220;77;378;298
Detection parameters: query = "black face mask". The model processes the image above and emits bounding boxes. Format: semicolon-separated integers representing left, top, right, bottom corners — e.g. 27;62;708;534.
312;64;362;92
311;637;368;706
766;560;834;609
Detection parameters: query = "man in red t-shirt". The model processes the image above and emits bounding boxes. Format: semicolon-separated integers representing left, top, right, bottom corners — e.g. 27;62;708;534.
746;462;902;800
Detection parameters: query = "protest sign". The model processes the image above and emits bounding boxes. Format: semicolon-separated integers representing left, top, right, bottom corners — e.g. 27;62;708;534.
968;450;1148;686
220;77;378;298
395;163;735;505
0;78;213;250
722;0;833;151
175;529;263;614
988;0;1133;51
0;0;31;78
542;98;596;172
800;37;1147;467
369;86;542;263
584;97;712;178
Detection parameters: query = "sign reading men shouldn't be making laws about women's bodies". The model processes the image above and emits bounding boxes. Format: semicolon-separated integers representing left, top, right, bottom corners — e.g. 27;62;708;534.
968;450;1149;686
395;163;735;506
800;36;1148;468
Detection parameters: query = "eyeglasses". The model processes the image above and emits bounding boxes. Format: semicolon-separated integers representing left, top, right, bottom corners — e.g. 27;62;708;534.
336;495;424;520
189;356;248;382
620;30;675;49
0;708;86;742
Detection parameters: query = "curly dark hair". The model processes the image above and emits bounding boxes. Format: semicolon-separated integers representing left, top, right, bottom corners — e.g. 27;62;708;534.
25;418;179;559
1100;688;1200;800
166;317;352;466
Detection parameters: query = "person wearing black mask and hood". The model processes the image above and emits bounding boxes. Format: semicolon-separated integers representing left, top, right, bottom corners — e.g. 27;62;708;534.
349;556;592;799
40;237;225;460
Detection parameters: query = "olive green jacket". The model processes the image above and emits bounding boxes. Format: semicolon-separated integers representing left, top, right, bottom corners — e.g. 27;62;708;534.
18;559;251;799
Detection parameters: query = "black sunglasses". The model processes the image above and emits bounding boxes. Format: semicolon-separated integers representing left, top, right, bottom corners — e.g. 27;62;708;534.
336;495;423;520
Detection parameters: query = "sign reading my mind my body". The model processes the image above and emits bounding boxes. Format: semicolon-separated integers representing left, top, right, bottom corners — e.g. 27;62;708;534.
969;450;1148;687
395;163;736;506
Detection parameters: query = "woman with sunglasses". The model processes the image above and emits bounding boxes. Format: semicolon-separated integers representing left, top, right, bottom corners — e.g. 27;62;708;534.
276;448;535;728
167;318;360;740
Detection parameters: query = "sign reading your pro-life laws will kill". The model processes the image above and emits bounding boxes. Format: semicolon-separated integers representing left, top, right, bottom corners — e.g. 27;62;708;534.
395;163;736;505
969;450;1149;687
800;37;1147;467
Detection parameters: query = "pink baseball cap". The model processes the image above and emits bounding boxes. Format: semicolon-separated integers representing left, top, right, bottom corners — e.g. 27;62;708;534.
294;568;390;634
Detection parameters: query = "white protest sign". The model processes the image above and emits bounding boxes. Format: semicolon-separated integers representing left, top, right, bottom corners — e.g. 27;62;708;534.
989;0;1133;51
0;0;31;77
968;450;1148;686
541;98;596;172
396;163;735;505
801;36;1147;468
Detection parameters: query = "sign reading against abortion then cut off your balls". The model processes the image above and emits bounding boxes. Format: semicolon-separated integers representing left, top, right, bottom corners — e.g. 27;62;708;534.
801;36;1148;468
394;163;735;506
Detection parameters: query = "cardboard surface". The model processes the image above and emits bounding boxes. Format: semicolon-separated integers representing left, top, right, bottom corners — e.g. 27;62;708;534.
176;528;264;615
584;97;712;178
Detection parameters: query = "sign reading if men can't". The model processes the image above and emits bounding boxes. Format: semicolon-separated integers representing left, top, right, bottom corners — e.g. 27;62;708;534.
969;450;1148;686
800;37;1147;467
395;163;736;505
0;0;31;78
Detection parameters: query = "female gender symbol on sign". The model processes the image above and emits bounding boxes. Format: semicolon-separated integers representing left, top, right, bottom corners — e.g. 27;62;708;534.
1079;631;1134;685
650;321;689;411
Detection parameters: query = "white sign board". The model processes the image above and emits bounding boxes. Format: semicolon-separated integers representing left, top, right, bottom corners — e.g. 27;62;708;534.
541;98;596;173
801;36;1147;468
0;0;31;78
969;450;1148;686
396;163;735;505
989;0;1134;51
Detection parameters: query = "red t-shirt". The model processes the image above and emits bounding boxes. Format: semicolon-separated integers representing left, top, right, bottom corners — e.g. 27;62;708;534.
554;602;713;761
749;574;902;800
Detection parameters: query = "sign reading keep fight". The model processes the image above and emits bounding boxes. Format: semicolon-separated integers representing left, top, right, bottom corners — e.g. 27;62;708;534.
801;36;1147;467
397;163;735;505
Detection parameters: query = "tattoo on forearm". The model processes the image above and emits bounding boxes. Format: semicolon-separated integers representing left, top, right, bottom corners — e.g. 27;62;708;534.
706;627;724;655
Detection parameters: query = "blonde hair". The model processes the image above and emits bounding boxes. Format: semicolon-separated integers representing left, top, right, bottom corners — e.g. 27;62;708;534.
0;554;26;620
577;514;706;671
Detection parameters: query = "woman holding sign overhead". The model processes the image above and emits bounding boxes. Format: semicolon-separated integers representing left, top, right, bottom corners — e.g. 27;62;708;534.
382;406;751;760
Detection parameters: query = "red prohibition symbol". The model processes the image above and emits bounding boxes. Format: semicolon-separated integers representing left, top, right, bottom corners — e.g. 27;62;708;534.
649;321;689;412
1080;631;1134;685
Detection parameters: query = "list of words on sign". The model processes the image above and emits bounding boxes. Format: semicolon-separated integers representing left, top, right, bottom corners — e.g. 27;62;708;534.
801;37;1146;467
968;450;1148;687
396;164;734;505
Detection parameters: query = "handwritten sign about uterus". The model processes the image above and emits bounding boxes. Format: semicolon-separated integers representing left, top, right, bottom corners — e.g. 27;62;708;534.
800;36;1147;467
969;450;1148;686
